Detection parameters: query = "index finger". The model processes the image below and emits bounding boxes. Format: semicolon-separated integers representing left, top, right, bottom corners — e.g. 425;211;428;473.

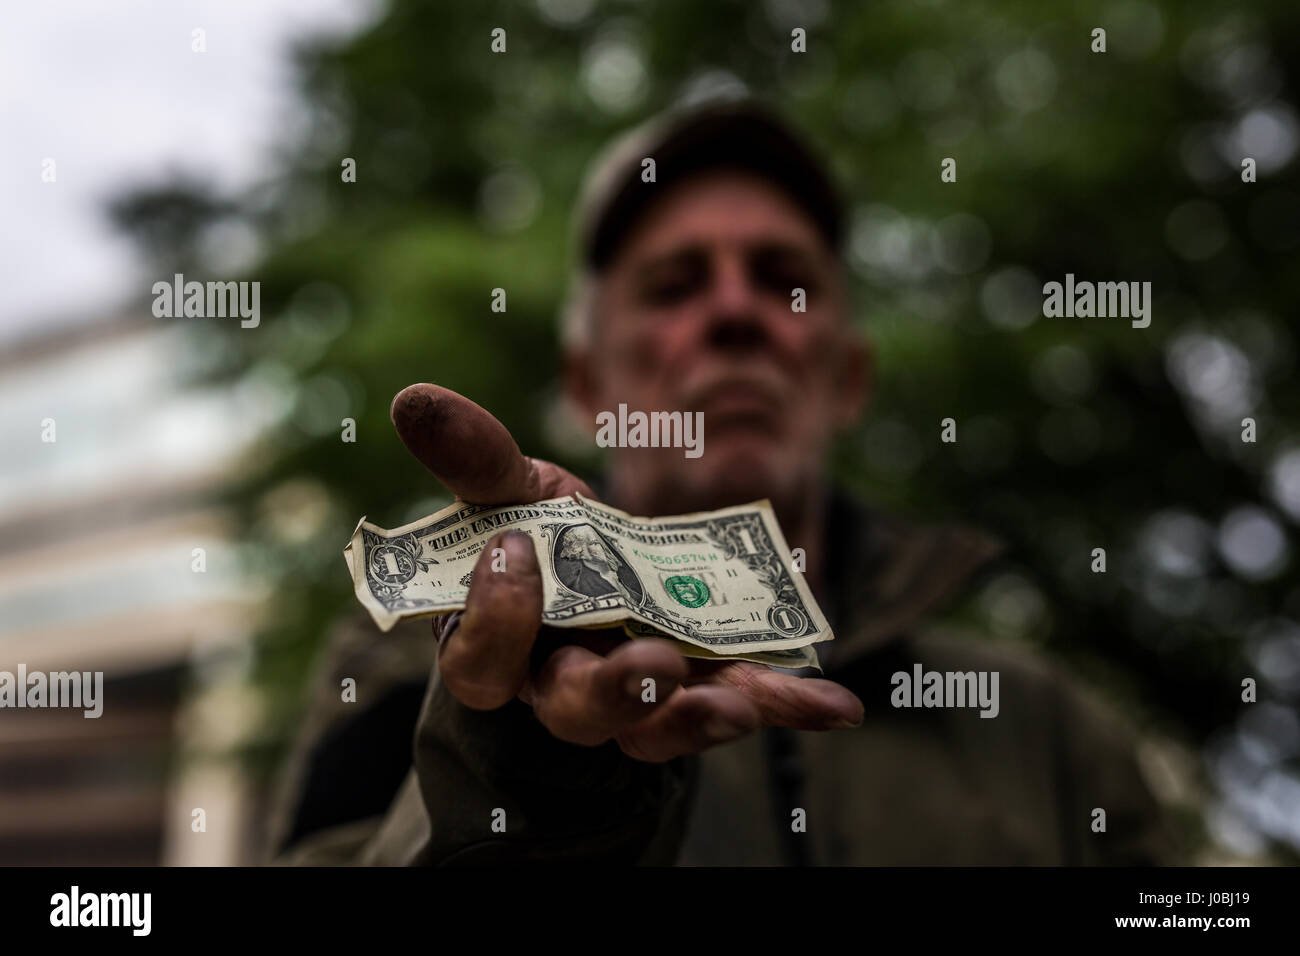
698;661;864;730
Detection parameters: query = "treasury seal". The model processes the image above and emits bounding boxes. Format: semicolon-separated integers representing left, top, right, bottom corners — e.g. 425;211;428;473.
664;574;710;608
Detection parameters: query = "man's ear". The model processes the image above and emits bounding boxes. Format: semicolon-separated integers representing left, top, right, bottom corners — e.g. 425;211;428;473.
563;346;602;431
832;328;873;430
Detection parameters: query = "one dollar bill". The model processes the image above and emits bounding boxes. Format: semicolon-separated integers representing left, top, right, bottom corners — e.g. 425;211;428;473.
345;494;832;665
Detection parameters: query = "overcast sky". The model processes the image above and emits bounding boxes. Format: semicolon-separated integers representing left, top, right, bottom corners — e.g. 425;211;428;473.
0;0;381;346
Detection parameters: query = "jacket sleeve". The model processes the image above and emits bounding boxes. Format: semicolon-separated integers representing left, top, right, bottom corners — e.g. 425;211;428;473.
1052;671;1187;866
269;613;696;866
362;669;696;864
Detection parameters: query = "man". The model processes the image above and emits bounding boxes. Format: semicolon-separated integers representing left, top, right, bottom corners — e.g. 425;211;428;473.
268;99;1178;865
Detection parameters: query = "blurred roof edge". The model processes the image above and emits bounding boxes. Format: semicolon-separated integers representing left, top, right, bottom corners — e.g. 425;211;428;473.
0;304;156;373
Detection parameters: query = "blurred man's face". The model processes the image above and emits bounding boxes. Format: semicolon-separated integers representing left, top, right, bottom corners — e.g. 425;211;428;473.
568;169;869;515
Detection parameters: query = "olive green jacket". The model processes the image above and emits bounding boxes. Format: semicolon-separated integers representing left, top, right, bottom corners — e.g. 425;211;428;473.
268;494;1179;865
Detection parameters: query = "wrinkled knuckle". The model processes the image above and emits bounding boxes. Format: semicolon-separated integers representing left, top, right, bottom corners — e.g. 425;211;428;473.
442;665;514;710
719;663;762;696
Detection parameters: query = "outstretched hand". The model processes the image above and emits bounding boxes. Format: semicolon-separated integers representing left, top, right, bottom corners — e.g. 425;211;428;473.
391;383;863;762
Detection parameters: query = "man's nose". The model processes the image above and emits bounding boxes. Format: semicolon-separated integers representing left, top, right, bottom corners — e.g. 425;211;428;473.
702;254;768;352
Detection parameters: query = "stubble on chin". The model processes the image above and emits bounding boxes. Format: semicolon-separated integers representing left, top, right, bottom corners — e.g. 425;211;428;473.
628;453;794;516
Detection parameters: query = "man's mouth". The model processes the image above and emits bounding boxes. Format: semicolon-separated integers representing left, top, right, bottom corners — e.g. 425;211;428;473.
687;381;784;436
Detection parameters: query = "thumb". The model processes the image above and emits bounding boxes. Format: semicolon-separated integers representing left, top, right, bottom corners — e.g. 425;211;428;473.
391;384;541;505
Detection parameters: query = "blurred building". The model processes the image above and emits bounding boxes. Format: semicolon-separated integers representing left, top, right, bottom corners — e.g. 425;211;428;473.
0;313;263;865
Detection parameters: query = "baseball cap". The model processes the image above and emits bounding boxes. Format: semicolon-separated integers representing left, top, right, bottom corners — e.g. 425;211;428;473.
574;98;846;272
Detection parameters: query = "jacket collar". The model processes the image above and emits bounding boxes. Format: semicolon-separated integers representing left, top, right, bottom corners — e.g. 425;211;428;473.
821;489;1004;670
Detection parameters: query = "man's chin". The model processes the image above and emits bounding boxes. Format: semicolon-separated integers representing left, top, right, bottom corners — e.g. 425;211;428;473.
681;443;790;507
